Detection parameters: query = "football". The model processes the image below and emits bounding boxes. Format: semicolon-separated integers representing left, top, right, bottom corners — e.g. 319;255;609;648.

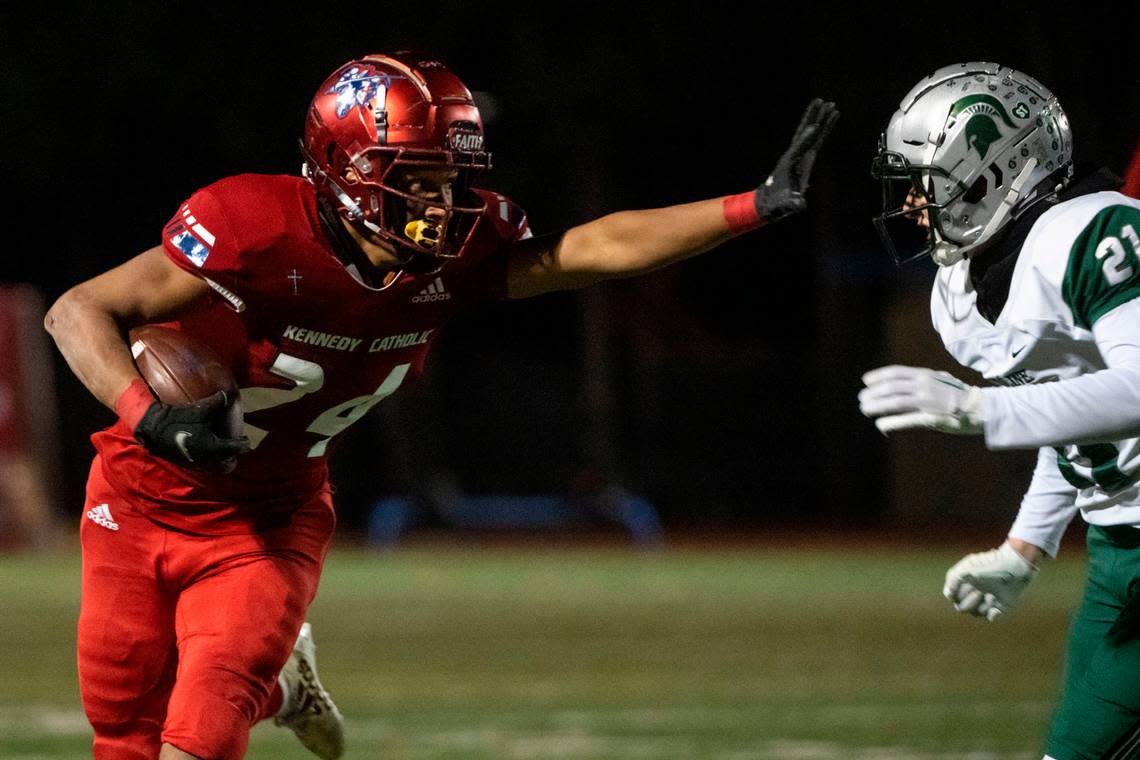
128;324;244;444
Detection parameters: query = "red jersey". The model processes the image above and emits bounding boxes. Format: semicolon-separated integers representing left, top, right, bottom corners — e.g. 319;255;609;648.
93;174;530;533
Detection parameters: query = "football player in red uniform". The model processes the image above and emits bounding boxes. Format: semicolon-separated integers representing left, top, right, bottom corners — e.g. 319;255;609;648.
45;53;838;760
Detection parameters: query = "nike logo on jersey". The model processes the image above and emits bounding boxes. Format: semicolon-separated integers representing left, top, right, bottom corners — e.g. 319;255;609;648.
1011;345;1027;358
412;277;451;303
85;503;120;531
282;325;433;353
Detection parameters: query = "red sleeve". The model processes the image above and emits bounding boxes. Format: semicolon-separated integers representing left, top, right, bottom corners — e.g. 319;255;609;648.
497;192;533;243
455;191;531;303
162;185;241;281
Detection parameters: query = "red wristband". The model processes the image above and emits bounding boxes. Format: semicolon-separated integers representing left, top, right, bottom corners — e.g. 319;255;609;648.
114;377;157;431
722;191;765;235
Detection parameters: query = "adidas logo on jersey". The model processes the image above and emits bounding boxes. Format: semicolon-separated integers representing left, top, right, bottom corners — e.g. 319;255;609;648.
412;277;452;303
86;504;119;531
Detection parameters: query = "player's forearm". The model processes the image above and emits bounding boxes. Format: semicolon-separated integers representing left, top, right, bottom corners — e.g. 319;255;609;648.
1006;447;1079;558
983;300;1140;449
982;365;1140;448
44;287;142;411
564;197;739;279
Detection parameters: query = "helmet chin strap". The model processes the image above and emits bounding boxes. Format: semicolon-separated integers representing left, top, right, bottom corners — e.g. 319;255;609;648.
975;157;1040;247
930;158;1041;268
326;179;384;235
930;230;964;267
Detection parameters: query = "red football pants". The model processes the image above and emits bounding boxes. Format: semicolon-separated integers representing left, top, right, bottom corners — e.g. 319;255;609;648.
78;459;335;760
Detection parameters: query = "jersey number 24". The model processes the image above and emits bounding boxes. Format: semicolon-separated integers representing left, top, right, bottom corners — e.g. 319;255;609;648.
239;353;409;457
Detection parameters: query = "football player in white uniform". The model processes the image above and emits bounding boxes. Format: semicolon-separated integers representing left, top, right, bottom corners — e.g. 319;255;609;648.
859;62;1140;759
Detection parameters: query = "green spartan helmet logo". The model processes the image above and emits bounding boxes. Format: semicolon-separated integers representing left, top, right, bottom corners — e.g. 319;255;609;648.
948;94;1018;160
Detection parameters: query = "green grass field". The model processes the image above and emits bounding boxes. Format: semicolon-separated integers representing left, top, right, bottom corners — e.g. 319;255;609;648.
0;543;1086;759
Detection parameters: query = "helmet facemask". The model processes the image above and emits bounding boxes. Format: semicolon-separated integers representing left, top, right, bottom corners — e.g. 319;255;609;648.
334;141;489;262
872;142;973;265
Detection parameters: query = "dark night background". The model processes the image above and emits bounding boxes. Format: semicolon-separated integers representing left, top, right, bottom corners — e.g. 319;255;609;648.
2;2;1137;538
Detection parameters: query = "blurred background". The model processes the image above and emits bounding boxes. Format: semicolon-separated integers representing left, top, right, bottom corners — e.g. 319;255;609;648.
1;1;1138;546
1;3;1139;757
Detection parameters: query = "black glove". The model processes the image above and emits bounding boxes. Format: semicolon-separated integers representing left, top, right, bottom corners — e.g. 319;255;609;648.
134;390;251;472
754;98;840;222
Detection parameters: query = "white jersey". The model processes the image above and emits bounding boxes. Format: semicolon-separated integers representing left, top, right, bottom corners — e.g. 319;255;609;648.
931;190;1140;552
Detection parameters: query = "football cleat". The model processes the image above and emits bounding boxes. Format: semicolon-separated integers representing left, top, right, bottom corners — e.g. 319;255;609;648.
275;622;345;759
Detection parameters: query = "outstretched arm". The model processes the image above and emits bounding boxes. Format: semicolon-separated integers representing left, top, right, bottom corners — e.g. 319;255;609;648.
506;99;839;299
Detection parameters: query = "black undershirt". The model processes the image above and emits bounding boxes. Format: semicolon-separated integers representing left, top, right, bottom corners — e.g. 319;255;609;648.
969;168;1124;323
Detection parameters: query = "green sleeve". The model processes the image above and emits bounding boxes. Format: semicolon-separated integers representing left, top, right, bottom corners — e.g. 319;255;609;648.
1062;205;1140;329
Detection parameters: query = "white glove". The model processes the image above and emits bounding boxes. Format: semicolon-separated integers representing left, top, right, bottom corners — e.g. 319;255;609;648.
943;542;1038;621
858;365;985;435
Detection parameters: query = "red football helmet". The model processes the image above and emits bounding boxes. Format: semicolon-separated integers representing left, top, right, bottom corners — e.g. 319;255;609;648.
301;53;491;261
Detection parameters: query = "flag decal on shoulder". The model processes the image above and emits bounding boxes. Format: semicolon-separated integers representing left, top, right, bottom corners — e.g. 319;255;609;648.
171;231;211;267
166;204;215;267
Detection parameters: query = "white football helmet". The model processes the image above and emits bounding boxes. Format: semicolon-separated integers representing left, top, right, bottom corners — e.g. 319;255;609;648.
872;62;1073;265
